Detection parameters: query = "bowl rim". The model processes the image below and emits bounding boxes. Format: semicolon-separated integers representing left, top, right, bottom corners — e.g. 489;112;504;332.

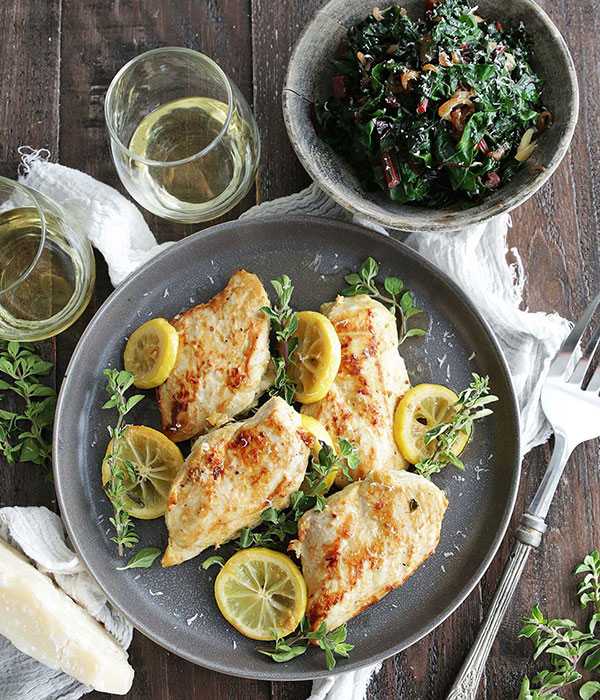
282;0;579;232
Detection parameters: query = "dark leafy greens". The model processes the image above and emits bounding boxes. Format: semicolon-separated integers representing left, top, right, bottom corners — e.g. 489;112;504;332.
313;0;551;206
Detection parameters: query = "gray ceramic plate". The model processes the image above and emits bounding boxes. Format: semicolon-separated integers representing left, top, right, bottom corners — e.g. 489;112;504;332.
283;0;579;232
54;217;520;680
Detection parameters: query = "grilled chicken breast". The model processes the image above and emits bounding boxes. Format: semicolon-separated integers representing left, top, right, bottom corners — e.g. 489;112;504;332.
157;270;272;442
289;469;448;632
301;295;410;486
163;397;313;567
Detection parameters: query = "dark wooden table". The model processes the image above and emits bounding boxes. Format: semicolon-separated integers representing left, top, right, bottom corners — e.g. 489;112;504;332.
1;1;598;698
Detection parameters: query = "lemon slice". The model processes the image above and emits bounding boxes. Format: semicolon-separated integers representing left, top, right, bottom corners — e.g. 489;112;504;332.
300;414;337;492
214;548;307;640
393;383;471;464
289;311;341;404
102;425;184;519
123;318;179;389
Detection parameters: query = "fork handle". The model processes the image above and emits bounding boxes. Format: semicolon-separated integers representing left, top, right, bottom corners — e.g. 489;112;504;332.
445;539;533;700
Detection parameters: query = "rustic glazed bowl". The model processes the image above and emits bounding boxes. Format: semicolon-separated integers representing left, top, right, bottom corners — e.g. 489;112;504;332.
283;0;578;232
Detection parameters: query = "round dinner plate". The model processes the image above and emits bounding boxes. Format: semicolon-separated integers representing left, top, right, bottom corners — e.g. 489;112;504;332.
54;216;520;680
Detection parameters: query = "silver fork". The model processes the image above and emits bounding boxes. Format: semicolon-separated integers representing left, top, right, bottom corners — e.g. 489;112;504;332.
447;291;600;700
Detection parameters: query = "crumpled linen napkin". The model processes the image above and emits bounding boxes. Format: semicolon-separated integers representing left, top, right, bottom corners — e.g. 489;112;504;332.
0;506;132;700
6;153;571;700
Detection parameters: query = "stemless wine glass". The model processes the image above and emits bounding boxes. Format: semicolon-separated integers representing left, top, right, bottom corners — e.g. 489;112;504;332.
0;177;95;341
104;47;260;223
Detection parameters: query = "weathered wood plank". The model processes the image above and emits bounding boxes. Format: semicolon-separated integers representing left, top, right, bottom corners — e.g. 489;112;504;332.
0;0;61;176
0;0;62;509
250;0;324;204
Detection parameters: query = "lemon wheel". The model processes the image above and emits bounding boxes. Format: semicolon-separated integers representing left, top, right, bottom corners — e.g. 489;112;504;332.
102;425;184;519
214;548;307;640
289;311;341;404
394;383;471;464
123;318;179;389
300;414;337;492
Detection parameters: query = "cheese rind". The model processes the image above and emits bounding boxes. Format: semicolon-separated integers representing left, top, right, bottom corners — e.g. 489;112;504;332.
0;539;134;694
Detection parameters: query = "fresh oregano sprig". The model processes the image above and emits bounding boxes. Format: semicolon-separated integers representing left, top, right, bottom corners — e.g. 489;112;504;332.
236;437;360;550
518;605;596;699
518;551;600;700
259;616;354;670
342;257;426;344
101;369;144;557
202;555;225;570
577;551;600;636
576;551;600;686
292;437;360;514
0;341;56;470
237;505;300;549
262;276;299;404
116;547;162;571
415;373;498;479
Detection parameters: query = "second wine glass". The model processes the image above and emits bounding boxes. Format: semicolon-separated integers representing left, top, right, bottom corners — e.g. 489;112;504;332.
105;47;260;224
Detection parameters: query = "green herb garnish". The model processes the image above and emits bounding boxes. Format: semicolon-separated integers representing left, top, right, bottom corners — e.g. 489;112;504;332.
201;555;226;570
0;341;56;470
415;373;497;479
116;547;162;570
236;438;360;550
237;505;300;549
297;436;359;507
518;552;600;699
343;257;426;344
259;617;354;670
577;551;600;630
262;276;298;404
101;369;145;557
314;0;549;206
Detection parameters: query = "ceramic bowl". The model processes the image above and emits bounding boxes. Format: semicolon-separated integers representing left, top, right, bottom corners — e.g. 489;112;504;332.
283;0;578;232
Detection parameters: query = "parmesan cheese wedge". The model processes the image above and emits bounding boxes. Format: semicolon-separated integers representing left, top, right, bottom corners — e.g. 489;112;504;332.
0;539;134;694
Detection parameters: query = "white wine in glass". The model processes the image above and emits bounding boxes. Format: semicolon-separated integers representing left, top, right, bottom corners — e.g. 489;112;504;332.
128;96;254;216
0;179;95;341
105;48;260;224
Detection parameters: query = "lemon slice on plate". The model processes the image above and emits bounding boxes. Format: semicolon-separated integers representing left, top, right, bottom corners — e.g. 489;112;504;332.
214;548;307;640
102;425;184;519
123;318;179;389
393;383;471;464
289;310;341;404
301;414;334;451
300;414;337;492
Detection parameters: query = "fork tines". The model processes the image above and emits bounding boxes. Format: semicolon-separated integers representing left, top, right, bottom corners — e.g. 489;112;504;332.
548;291;600;390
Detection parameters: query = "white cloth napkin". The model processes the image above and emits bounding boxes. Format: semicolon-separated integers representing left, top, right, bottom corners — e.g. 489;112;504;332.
0;506;132;700
6;153;571;700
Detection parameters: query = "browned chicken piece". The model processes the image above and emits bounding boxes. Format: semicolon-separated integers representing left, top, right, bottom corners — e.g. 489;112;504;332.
157;270;272;442
289;469;448;632
301;295;410;486
162;397;313;567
